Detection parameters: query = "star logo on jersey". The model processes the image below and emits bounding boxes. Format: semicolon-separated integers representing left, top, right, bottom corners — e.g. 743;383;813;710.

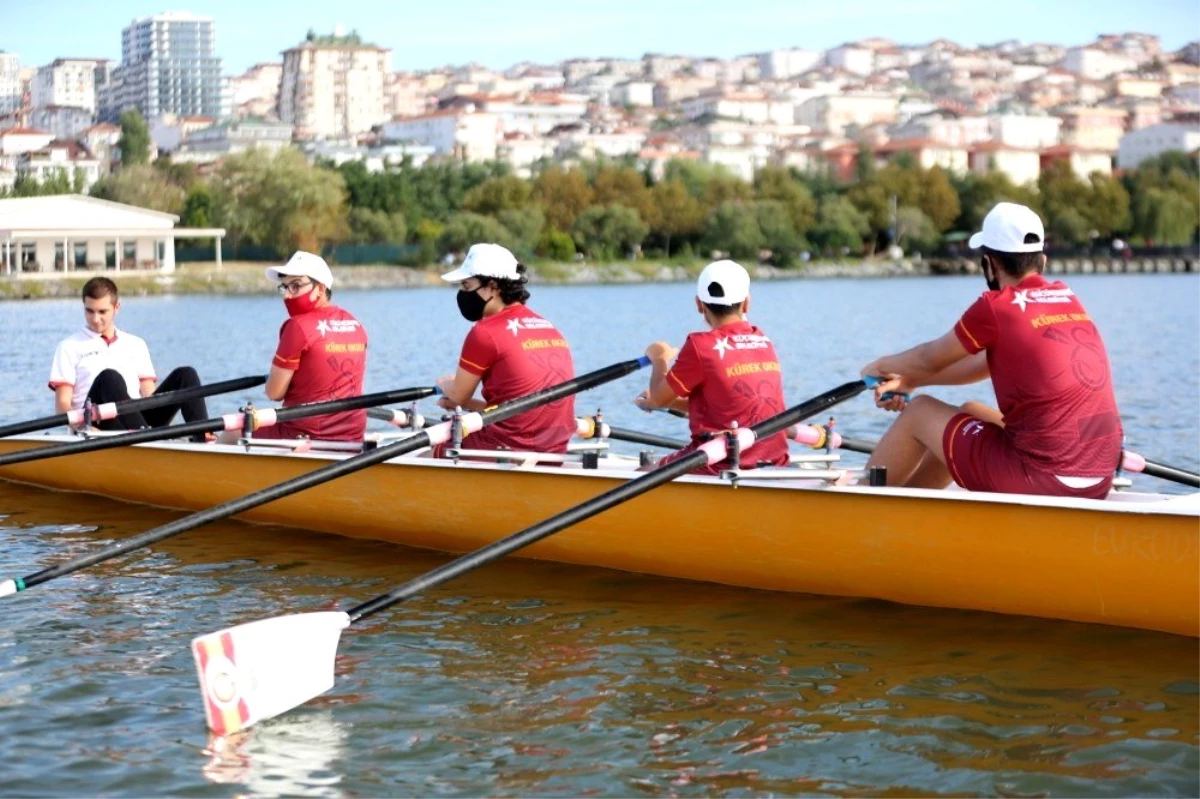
316;319;331;337
713;337;732;359
1011;290;1030;312
505;318;523;336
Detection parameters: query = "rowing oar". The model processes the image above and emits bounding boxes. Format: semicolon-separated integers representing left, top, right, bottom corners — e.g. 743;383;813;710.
188;377;869;734
0;386;438;469
1121;451;1200;489
0;357;649;598
0;375;267;439
575;415;686;450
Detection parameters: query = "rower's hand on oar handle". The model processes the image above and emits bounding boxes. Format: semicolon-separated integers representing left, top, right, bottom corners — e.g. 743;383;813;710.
861;373;911;411
634;390;654;412
644;341;677;365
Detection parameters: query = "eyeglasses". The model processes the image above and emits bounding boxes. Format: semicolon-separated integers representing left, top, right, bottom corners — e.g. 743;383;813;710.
277;279;313;296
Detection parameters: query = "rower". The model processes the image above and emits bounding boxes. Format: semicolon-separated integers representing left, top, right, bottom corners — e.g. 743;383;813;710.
432;243;577;458
49;276;208;438
634;259;789;476
252;251;370;442
859;202;1123;498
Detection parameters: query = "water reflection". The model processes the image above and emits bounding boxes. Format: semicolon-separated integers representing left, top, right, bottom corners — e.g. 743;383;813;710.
203;712;349;797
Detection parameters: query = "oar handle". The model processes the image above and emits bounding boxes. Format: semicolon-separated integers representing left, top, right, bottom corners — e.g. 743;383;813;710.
1121;451;1200;488
0;374;267;439
0;386;438;468
345;377;870;624
4;359;651;594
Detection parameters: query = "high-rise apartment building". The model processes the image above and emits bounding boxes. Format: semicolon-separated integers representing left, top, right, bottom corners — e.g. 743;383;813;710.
102;12;222;121
0;52;21;115
31;59;110;113
279;30;389;139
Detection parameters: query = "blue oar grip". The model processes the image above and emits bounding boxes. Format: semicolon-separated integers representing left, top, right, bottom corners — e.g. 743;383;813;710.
863;375;910;402
636;355;652;368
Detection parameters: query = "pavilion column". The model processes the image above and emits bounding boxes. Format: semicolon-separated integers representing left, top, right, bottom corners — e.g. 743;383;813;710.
63;236;69;272
115;235;121;270
215;234;223;269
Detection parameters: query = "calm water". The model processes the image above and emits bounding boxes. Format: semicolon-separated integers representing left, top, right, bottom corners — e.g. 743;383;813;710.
0;274;1197;797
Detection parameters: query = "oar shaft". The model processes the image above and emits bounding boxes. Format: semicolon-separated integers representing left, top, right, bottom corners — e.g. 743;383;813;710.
6;359;649;594
839;436;877;455
0;375;267;439
605;426;687;450
0;386;436;468
1139;460;1200;488
347;449;709;621
347;378;869;623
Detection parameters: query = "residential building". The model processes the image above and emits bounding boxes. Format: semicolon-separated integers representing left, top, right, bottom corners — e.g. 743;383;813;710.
887;111;990;147
612;81;655;108
1040;144;1112;178
693;56;758;84
644;54;692;80
1095;33;1162;66
31;59;108;113
172;117;295;163
704;143;771;182
301;139;434;170
81;123;121;173
104;12;223;121
381;107;498;161
796;93;898;136
228;62;282;119
682;89;793;125
968;142;1041;185
385;73;434;119
874;138;969;173
756;48;822;80
987;113;1062;149
826;45;875;76
17;140;101;190
279;31;391;139
497;132;555;177
1117;122;1200;168
0;128;55;171
449;92;588;136
1061;46;1137;80
149;114;217;154
0;52;20;114
555;126;646;160
29;106;94;140
1113;75;1165;100
1059;105;1127;151
653;76;718;109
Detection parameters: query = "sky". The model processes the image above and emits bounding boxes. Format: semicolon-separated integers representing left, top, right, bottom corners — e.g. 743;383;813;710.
2;0;1198;74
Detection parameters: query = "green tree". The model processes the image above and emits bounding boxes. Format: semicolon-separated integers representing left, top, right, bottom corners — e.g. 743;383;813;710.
438;212;513;255
570;204;649;260
347;207;408;244
180;185;213;228
809;195;870;254
118;109;151;167
591;165;651;219
462;175;532;216
532;166;594;232
753;200;803;266
1038;161;1090;245
536;227;576;260
644;179;704;255
951;171;1040;233
1133;188;1199;245
917;167;961;233
497;205;546;259
210;148;349;254
90;163;186;214
1081;173;1131;238
701;201;762;260
1048;207;1091;247
894;206;940;253
753;166;817;239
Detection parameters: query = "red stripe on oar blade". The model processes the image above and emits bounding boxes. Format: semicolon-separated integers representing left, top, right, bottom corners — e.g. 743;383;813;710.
220;632;252;726
194;636;229;735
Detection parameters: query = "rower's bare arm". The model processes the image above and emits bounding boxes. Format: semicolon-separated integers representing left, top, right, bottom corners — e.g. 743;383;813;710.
867;330;970;388
139;378;156;398
54;385;73;415
640;341;678;408
265;366;294;401
923;351;989;387
437;368;486;411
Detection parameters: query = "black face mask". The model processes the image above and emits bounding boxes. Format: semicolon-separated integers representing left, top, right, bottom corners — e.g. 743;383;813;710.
981;257;1000;292
456;288;488;322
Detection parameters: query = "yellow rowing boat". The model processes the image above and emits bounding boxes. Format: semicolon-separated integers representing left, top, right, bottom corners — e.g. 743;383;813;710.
0;433;1196;636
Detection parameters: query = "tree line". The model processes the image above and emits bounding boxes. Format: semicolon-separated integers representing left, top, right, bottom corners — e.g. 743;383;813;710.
3;109;1197;265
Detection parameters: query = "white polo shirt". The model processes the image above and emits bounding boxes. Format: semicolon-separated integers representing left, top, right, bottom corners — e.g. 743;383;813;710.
48;327;157;410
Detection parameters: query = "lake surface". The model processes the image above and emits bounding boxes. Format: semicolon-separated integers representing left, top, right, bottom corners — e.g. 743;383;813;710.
0;274;1197;796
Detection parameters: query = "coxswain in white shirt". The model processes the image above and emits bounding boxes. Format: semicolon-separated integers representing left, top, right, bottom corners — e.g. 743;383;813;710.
48;277;209;438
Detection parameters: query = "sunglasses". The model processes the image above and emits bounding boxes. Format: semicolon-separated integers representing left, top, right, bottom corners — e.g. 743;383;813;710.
277;279;314;296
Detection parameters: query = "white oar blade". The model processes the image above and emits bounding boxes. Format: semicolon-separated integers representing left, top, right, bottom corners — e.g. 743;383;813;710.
192;611;350;735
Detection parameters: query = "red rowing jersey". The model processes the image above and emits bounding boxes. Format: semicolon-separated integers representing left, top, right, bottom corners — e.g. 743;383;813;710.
953;273;1122;477
666;319;789;468
458;303;575;453
271;305;368;440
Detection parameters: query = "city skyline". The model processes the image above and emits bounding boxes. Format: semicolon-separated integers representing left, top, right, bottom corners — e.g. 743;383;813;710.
2;0;1197;75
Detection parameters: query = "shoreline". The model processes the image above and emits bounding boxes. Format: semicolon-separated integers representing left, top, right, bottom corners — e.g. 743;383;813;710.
0;254;1193;300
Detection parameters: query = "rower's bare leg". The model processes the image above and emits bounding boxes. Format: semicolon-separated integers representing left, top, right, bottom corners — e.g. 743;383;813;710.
962;400;1004;427
866;395;962;488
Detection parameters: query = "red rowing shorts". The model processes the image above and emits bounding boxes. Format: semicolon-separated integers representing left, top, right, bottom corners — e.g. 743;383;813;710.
942;413;1113;500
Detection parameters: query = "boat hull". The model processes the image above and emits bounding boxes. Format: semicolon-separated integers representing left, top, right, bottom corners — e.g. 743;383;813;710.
1;436;1196;636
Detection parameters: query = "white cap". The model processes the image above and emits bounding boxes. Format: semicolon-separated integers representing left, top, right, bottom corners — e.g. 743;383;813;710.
265;251;334;288
968;202;1045;253
696;259;750;304
441;243;520;282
